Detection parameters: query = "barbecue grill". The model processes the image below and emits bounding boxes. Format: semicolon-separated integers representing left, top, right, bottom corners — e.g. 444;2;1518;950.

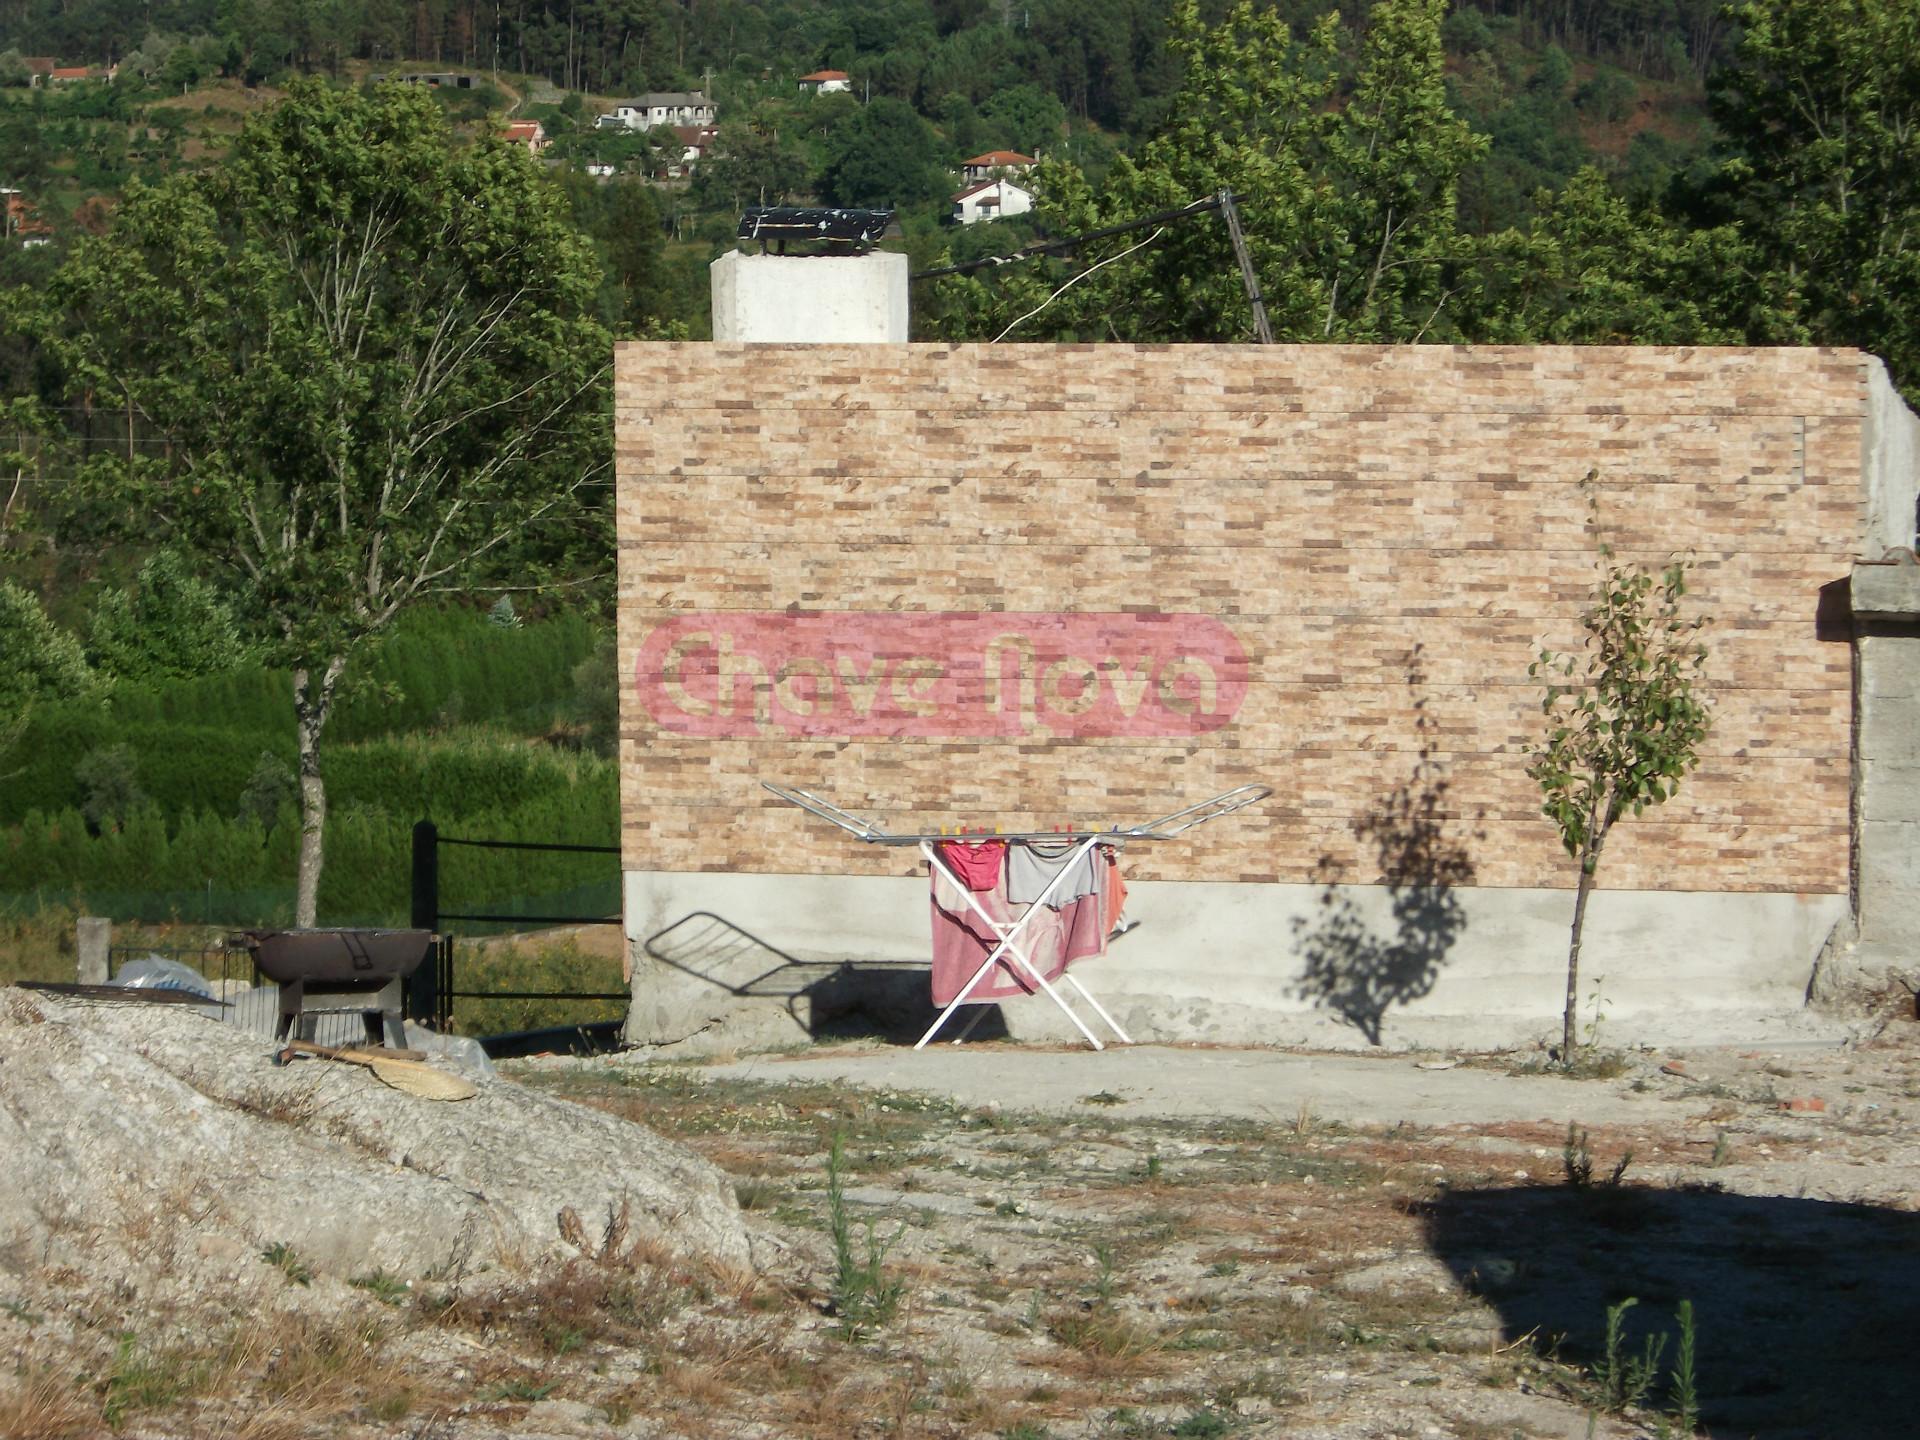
236;928;432;1049
737;206;894;253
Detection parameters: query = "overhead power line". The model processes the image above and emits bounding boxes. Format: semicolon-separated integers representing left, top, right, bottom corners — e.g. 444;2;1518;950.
910;188;1272;343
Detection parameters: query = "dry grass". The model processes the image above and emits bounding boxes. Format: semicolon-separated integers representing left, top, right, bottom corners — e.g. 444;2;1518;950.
1043;1304;1171;1379
0;1364;99;1440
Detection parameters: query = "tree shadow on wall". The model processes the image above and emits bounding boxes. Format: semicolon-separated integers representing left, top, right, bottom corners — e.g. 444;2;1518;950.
1291;649;1481;1044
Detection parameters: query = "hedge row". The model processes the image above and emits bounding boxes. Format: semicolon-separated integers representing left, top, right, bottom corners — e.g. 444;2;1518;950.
4;607;602;826
0;760;619;928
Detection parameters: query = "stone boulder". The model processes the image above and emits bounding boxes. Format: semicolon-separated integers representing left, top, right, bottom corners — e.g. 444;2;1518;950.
0;987;748;1283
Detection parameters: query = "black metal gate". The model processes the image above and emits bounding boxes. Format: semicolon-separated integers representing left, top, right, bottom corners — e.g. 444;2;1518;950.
407;819;627;1032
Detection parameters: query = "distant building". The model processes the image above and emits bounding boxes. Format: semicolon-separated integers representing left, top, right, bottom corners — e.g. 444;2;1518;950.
598;91;716;131
503;120;547;155
21;58;55;86
799;69;850;95
663;124;719;178
1;189;52;245
370;71;475;89
48;63;114;84
952;177;1033;225
960;150;1037;184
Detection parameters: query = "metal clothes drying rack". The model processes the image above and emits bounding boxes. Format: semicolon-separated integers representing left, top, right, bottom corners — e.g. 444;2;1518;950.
762;782;1273;1051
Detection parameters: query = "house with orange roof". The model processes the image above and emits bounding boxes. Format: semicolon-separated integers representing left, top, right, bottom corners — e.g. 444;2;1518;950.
503;119;546;155
960;149;1036;183
799;69;850;95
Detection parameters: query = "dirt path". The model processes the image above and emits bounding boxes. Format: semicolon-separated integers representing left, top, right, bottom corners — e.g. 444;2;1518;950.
700;1041;1733;1128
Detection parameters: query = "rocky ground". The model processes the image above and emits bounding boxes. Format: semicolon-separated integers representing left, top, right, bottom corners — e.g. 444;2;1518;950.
2;989;1917;1439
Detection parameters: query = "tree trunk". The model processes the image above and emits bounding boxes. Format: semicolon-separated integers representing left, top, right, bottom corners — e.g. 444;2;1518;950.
292;658;346;928
1562;837;1599;1060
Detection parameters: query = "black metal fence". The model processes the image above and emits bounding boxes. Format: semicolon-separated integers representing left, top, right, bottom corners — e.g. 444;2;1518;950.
407;819;626;1032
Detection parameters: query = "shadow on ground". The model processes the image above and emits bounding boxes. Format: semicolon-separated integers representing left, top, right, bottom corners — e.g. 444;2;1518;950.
645;909;1009;1043
1422;1182;1920;1439
1292;648;1481;1043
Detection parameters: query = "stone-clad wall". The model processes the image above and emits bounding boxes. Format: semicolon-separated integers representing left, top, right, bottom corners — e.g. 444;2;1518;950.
615;343;1868;898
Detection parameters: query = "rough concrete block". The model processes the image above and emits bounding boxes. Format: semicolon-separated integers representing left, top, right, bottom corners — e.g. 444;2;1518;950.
1857;821;1920;938
1858;636;1920;701
75;916;110;985
1852;559;1920;621
1863;358;1920;556
1857;704;1920;764
1858;763;1920;822
709;250;909;342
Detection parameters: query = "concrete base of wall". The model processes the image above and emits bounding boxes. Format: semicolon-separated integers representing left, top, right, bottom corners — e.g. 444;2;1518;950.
622;870;1849;1054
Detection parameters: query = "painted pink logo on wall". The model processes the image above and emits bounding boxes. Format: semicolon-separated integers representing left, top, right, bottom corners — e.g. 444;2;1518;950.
635;613;1249;739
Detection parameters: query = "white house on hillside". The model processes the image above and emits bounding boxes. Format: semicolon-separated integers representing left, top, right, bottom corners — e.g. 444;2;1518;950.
952;177;1033;225
597;91;716;131
799;69;851;94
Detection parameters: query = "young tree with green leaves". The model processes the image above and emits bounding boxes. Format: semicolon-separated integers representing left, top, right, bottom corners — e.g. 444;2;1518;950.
35;80;612;926
1528;479;1712;1061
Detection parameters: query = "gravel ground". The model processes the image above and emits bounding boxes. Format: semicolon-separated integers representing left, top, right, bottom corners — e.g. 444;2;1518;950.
4;1015;1917;1440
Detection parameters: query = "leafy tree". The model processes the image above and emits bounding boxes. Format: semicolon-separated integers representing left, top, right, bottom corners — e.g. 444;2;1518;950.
0;580;95;716
1709;0;1920;393
1461;167;1801;345
691;121;814;212
953;0;1484;343
75;743;146;833
235;749;297;835
822;95;951;207
1527;480;1712;1061
37;81;611;925
978;82;1067;156
88;548;252;683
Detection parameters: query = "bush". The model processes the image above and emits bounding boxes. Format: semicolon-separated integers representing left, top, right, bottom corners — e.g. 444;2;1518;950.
75;743;147;831
0;580;95;714
88;549;252;683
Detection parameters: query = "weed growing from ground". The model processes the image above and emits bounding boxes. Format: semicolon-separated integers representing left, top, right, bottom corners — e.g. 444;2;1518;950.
734;1176;782;1211
826;1131;906;1342
1590;1297;1665;1412
261;1241;313;1286
1562;1123;1631;1190
1092;1243;1118;1303
1667;1299;1699;1433
349;1270;411;1305
99;1334;197;1425
1171;1410;1231;1438
0;1363;96;1438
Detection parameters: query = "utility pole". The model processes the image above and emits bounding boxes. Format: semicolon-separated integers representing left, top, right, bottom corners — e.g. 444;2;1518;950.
1217;188;1273;344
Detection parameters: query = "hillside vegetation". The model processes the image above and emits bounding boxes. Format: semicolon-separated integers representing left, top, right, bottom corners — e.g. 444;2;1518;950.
0;606;619;928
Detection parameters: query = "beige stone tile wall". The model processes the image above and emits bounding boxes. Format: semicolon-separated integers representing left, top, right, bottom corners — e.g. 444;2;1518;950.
615;343;1868;893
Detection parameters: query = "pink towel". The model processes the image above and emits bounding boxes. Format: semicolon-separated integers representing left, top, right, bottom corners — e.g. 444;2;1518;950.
929;867;1070;1006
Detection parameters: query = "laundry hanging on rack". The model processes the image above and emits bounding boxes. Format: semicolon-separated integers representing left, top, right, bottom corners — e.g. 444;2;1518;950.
937;839;1006;892
929;839;1123;1006
1004;838;1101;906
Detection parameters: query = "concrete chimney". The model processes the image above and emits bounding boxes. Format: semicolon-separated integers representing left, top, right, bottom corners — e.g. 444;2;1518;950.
710;250;909;342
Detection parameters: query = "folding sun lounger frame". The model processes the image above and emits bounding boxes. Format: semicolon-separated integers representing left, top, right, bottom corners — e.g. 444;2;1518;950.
762;782;1273;1051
